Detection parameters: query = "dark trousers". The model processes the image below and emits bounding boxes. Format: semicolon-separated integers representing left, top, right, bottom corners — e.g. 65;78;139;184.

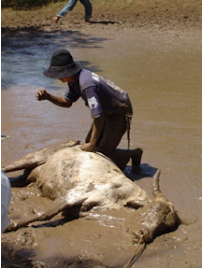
86;109;139;169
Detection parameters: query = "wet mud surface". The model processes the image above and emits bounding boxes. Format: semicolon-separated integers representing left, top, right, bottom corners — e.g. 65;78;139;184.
1;0;202;267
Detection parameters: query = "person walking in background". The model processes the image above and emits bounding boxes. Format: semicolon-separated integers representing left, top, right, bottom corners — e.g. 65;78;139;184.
36;49;143;171
53;0;92;23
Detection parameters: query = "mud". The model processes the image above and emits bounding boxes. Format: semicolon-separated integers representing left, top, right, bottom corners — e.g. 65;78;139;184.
1;0;202;267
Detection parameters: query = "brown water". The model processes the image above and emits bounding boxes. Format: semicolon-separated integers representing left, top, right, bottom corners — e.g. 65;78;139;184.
1;28;202;267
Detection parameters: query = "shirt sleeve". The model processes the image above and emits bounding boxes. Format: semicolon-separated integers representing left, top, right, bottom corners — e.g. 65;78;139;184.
85;86;103;118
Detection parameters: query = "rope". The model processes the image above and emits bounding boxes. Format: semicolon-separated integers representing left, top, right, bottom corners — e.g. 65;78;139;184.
126;113;132;150
124;235;146;268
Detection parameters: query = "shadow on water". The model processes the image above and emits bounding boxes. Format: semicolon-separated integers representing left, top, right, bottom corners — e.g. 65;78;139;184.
124;163;158;181
1;242;105;268
1;26;109;90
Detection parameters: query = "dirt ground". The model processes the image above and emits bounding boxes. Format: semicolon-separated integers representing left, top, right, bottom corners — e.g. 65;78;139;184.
1;0;202;34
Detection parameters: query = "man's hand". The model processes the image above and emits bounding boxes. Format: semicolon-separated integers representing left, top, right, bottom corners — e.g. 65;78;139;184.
82;142;96;152
35;89;49;101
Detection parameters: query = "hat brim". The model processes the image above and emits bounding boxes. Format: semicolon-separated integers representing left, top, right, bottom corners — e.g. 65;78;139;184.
43;62;82;79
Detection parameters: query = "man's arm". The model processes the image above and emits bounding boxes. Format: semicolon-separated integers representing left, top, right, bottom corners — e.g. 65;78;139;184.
82;113;104;152
36;88;72;108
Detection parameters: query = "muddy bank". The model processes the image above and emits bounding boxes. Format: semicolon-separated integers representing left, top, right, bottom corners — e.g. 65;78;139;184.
1;0;202;33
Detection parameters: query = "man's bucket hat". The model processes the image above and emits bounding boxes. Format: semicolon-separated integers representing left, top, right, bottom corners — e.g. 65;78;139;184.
43;49;82;79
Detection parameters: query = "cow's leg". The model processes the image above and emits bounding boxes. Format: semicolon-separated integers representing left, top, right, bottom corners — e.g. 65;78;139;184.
5;197;87;232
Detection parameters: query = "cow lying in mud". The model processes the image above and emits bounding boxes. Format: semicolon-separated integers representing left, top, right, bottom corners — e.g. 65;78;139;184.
2;140;178;266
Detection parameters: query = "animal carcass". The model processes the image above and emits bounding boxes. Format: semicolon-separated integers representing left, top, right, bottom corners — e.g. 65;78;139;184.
2;140;178;267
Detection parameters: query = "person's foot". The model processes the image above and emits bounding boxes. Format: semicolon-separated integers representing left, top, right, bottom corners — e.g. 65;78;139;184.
85;18;91;23
53;16;60;23
131;148;143;169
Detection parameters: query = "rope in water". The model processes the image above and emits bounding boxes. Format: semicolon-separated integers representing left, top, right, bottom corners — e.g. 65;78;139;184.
124;235;146;268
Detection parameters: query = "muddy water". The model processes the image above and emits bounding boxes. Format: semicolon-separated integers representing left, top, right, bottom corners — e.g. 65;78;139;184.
1;28;202;267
